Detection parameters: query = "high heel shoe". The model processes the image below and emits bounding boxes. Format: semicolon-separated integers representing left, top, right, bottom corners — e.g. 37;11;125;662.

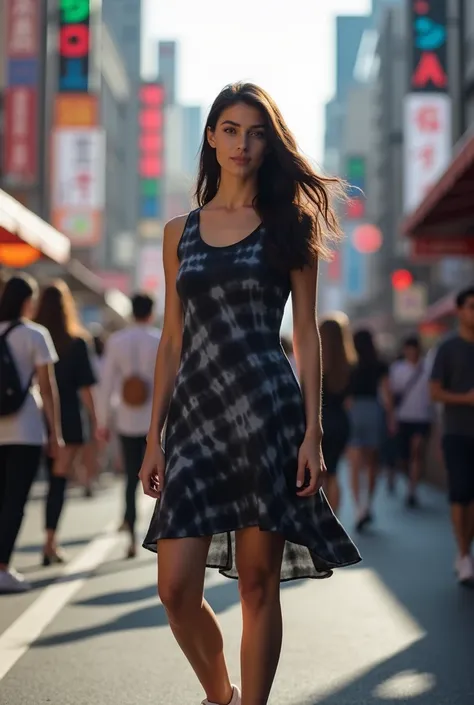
126;544;137;559
42;549;66;567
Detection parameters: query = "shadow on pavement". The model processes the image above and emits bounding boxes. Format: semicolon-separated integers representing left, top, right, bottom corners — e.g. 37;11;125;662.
296;475;474;704
16;537;91;554
34;580;241;648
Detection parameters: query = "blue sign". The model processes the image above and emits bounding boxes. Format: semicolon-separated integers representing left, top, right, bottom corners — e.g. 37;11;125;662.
342;224;367;299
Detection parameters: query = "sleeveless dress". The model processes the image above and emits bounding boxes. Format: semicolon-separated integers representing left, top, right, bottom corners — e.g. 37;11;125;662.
143;209;361;581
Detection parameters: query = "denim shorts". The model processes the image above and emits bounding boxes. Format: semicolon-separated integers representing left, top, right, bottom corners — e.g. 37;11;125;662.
348;398;384;449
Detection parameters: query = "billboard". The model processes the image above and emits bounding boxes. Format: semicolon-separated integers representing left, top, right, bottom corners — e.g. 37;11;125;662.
139;83;165;237
3;0;41;185
58;0;91;92
342;156;368;300
137;244;165;313
403;0;451;213
51;128;105;246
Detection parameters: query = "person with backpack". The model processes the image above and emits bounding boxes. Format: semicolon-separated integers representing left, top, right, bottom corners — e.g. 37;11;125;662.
97;293;161;559
389;335;433;508
0;274;61;593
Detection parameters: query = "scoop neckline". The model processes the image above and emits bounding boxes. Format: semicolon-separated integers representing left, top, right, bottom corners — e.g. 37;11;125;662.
197;208;262;250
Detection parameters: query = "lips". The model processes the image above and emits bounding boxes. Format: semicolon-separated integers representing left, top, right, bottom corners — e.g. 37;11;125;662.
231;157;251;166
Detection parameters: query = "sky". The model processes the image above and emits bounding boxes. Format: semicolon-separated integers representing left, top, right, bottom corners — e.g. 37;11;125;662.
142;0;371;164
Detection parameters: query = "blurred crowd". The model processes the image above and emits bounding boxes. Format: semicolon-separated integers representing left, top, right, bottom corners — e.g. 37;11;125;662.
1;270;474;594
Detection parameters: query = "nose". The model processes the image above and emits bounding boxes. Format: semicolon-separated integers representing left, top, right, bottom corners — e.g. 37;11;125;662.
238;133;249;152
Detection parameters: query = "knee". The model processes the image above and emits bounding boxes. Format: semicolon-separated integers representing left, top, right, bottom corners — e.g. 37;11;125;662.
239;569;279;611
158;577;202;620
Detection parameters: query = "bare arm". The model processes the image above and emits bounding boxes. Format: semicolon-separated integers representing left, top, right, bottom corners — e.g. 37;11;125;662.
80;387;97;430
37;363;61;441
147;216;187;446
290;260;322;439
430;380;474;405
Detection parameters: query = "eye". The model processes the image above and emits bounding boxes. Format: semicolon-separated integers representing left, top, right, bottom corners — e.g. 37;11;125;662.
251;131;265;139
224;127;236;134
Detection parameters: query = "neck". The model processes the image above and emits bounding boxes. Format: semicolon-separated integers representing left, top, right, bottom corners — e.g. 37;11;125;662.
211;173;258;211
459;324;474;342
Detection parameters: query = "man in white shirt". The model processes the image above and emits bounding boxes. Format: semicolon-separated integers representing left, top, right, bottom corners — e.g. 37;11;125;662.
389;336;433;508
97;294;161;558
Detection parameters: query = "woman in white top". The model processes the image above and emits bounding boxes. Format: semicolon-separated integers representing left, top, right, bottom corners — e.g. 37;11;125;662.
0;274;61;593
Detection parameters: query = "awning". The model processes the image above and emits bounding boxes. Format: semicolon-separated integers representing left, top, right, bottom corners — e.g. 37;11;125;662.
402;128;474;238
0;189;70;264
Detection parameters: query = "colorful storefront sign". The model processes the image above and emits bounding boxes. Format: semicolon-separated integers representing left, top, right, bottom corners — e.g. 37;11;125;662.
3;0;40;185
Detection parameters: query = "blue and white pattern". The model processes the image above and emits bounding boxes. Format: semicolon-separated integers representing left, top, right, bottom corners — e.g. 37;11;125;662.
143;209;361;580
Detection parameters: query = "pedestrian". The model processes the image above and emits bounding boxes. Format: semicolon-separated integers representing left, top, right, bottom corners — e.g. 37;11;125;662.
139;82;361;705
97;293;161;559
35;281;97;566
319;312;356;512
347;328;394;531
389;335;433;507
430;286;474;586
0;274;61;593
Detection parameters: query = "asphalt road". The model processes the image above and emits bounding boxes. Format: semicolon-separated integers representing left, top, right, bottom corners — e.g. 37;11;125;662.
1;470;473;705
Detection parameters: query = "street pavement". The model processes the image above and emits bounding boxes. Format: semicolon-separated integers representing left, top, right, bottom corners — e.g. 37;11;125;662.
1;469;474;705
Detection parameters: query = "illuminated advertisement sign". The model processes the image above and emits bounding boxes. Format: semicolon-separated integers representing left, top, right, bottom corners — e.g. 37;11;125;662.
409;0;448;93
139;83;164;223
342;156;367;299
58;0;91;92
404;1;450;212
3;0;40;185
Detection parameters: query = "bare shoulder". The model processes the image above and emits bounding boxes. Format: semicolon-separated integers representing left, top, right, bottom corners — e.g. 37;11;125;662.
164;214;190;242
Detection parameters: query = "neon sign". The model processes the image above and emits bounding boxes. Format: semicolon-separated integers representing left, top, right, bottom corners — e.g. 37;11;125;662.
139;84;164;220
410;0;447;92
58;0;90;92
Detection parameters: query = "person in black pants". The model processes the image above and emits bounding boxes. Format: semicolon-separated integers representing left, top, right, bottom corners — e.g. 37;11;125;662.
319;314;356;513
0;274;61;593
36;281;97;566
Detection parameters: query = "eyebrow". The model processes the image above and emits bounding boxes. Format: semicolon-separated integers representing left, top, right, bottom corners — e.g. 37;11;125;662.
221;120;266;129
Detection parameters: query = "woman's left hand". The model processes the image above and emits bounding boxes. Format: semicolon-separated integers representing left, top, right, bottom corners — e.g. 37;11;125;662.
296;431;326;497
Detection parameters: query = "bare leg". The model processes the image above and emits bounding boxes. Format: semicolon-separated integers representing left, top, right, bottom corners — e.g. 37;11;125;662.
451;504;472;557
468;503;474;549
365;447;379;513
407;435;425;500
348;447;364;519
236;527;285;705
158;537;233;705
325;475;340;514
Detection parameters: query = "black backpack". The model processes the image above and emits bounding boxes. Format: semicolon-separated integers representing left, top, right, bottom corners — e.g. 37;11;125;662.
0;321;32;417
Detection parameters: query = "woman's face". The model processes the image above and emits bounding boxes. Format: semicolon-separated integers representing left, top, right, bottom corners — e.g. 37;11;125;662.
207;102;268;178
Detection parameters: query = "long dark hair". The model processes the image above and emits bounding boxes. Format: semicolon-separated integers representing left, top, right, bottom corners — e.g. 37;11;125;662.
354;329;378;367
35;280;87;357
0;273;37;322
196;82;345;270
320;313;356;393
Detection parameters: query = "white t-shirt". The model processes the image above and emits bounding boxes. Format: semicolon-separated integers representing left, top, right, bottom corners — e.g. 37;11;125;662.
0;320;58;446
389;357;433;423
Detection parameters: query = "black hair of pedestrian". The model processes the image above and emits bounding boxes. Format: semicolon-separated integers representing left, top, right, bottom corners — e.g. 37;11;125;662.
0;273;38;322
456;286;474;309
131;293;155;321
196;81;347;271
402;334;420;349
353;329;378;367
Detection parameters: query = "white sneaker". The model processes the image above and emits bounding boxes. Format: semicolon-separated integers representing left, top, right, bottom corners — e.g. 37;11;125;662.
0;568;32;594
457;556;474;585
202;685;241;705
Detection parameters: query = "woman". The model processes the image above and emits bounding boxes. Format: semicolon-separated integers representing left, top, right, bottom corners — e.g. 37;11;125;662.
320;313;356;513
139;82;361;705
35;281;97;565
347;329;394;532
0;274;61;593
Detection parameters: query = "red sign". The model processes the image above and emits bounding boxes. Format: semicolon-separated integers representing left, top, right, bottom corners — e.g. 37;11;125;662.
4;87;38;183
4;0;40;184
7;0;40;58
411;237;474;258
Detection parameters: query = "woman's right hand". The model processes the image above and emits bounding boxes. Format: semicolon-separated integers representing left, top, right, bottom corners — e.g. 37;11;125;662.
139;441;165;499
